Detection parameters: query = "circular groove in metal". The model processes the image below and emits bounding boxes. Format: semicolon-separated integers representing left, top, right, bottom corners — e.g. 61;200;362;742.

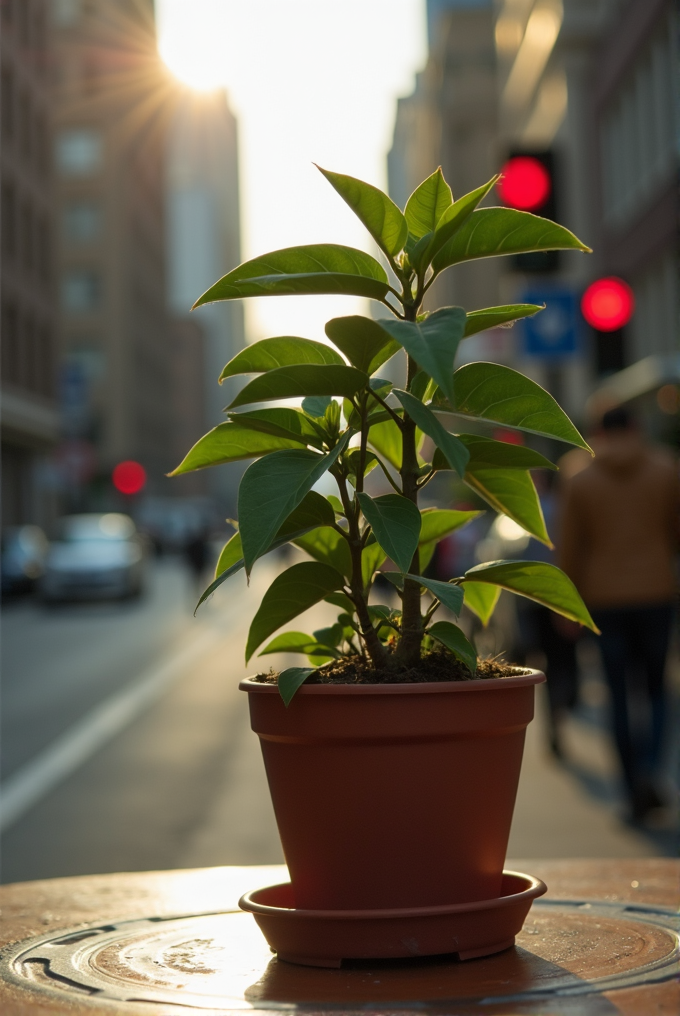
0;898;678;1010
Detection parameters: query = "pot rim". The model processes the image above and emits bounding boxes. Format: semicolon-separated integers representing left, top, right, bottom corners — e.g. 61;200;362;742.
240;870;547;920
240;669;545;696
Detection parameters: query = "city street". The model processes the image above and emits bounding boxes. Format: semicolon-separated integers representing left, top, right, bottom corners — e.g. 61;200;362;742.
1;558;675;886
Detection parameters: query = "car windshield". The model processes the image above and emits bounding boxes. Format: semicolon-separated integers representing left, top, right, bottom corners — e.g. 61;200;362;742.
58;514;135;543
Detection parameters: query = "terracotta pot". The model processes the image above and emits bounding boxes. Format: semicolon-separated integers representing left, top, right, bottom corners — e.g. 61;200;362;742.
240;671;544;912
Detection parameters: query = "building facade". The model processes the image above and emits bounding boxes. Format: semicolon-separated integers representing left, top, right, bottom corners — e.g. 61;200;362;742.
389;0;678;421
166;88;245;508
1;0;59;528
50;0;175;502
591;0;677;366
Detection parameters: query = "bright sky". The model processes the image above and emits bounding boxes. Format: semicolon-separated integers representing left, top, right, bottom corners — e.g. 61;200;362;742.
156;0;427;343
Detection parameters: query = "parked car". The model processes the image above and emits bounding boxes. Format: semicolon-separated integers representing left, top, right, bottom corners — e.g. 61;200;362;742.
1;526;49;596
40;513;145;602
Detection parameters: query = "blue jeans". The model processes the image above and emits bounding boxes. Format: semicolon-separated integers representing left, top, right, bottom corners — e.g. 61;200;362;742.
590;603;674;796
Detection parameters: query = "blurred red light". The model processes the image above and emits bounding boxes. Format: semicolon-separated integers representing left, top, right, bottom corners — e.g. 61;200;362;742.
497;157;551;211
581;277;634;331
112;460;146;495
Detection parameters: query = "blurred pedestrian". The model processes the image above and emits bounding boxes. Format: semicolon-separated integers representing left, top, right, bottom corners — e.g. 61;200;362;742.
558;406;679;822
184;529;211;594
520;471;581;758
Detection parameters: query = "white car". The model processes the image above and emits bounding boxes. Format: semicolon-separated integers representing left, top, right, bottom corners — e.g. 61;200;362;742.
41;514;145;602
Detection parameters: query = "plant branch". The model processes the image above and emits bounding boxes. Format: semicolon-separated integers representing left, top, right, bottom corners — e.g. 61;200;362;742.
369;390;404;428
336;469;387;668
373;455;403;494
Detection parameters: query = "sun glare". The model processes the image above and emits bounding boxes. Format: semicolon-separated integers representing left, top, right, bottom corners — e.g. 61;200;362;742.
156;0;427;342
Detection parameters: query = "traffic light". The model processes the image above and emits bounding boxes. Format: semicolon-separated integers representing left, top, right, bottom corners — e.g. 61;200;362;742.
581;277;634;375
112;460;147;495
497;151;558;272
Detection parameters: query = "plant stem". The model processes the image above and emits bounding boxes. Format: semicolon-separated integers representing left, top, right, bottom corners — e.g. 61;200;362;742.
335;469;387;668
394;311;423;667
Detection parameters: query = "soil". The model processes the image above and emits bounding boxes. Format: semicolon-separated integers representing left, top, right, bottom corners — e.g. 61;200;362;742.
255;649;529;686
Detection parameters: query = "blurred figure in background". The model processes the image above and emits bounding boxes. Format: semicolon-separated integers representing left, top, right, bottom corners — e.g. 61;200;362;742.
184;529;211;596
558;407;679;822
520;471;581;759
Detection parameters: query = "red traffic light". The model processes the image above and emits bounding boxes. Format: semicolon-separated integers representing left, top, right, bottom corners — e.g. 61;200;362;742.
112;460;146;495
581;277;634;331
497;156;551;211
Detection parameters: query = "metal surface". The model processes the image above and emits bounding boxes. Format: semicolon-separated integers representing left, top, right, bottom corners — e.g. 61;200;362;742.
2;897;678;1011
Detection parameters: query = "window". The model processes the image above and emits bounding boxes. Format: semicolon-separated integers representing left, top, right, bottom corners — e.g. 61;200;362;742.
61;270;101;312
62;201;101;243
56;128;102;176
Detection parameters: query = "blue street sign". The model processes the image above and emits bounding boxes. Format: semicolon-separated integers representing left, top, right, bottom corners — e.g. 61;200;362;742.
522;289;579;358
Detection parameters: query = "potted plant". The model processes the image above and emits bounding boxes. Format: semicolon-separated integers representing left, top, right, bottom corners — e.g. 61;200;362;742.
171;165;596;966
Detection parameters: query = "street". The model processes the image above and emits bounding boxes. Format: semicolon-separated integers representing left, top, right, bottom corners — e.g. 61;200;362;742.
1;558;676;885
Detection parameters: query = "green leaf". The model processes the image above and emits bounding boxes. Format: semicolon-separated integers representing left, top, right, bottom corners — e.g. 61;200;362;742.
278;667;316;707
463;560;599;631
411;177;498;273
377;307;466;406
227;407;325;448
381;572;464;615
325;316;400;374
193;244;391;306
463;582;501;626
238;437;349;575
294;526;353;579
460;435;556;470
324;591;355;612
465;468;550;545
219;336;344;382
313;624;344;648
302;396;332;418
214;530;243;580
228;364;368;410
394;390;469;477
419;508;482;545
196;491;336;610
404;167;453;240
345;448;378;487
245;561;345;661
416;575;464;615
464;304;543;338
362;541;387;588
427;622;477;674
368;418;403;470
357;493;422;574
259;632;338;662
316;165;408;258
431;207;591;275
438;362;591;451
169;422;300;476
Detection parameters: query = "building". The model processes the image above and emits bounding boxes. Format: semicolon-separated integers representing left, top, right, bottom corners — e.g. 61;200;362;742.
590;0;677;368
50;0;176;503
1;0;59;529
166;88;245;508
389;0;678;422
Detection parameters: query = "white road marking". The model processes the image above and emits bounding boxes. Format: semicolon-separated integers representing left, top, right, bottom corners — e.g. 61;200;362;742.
0;626;223;833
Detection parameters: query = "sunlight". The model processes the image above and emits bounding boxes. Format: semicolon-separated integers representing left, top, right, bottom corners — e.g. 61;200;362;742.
156;0;427;343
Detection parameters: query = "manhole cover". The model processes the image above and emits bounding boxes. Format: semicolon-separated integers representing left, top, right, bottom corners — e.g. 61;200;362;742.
1;899;678;1010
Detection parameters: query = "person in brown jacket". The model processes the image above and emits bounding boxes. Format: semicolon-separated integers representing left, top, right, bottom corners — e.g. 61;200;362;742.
558;405;678;822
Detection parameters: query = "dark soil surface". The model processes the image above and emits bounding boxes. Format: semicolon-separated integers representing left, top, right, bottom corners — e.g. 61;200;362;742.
255;650;529;686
